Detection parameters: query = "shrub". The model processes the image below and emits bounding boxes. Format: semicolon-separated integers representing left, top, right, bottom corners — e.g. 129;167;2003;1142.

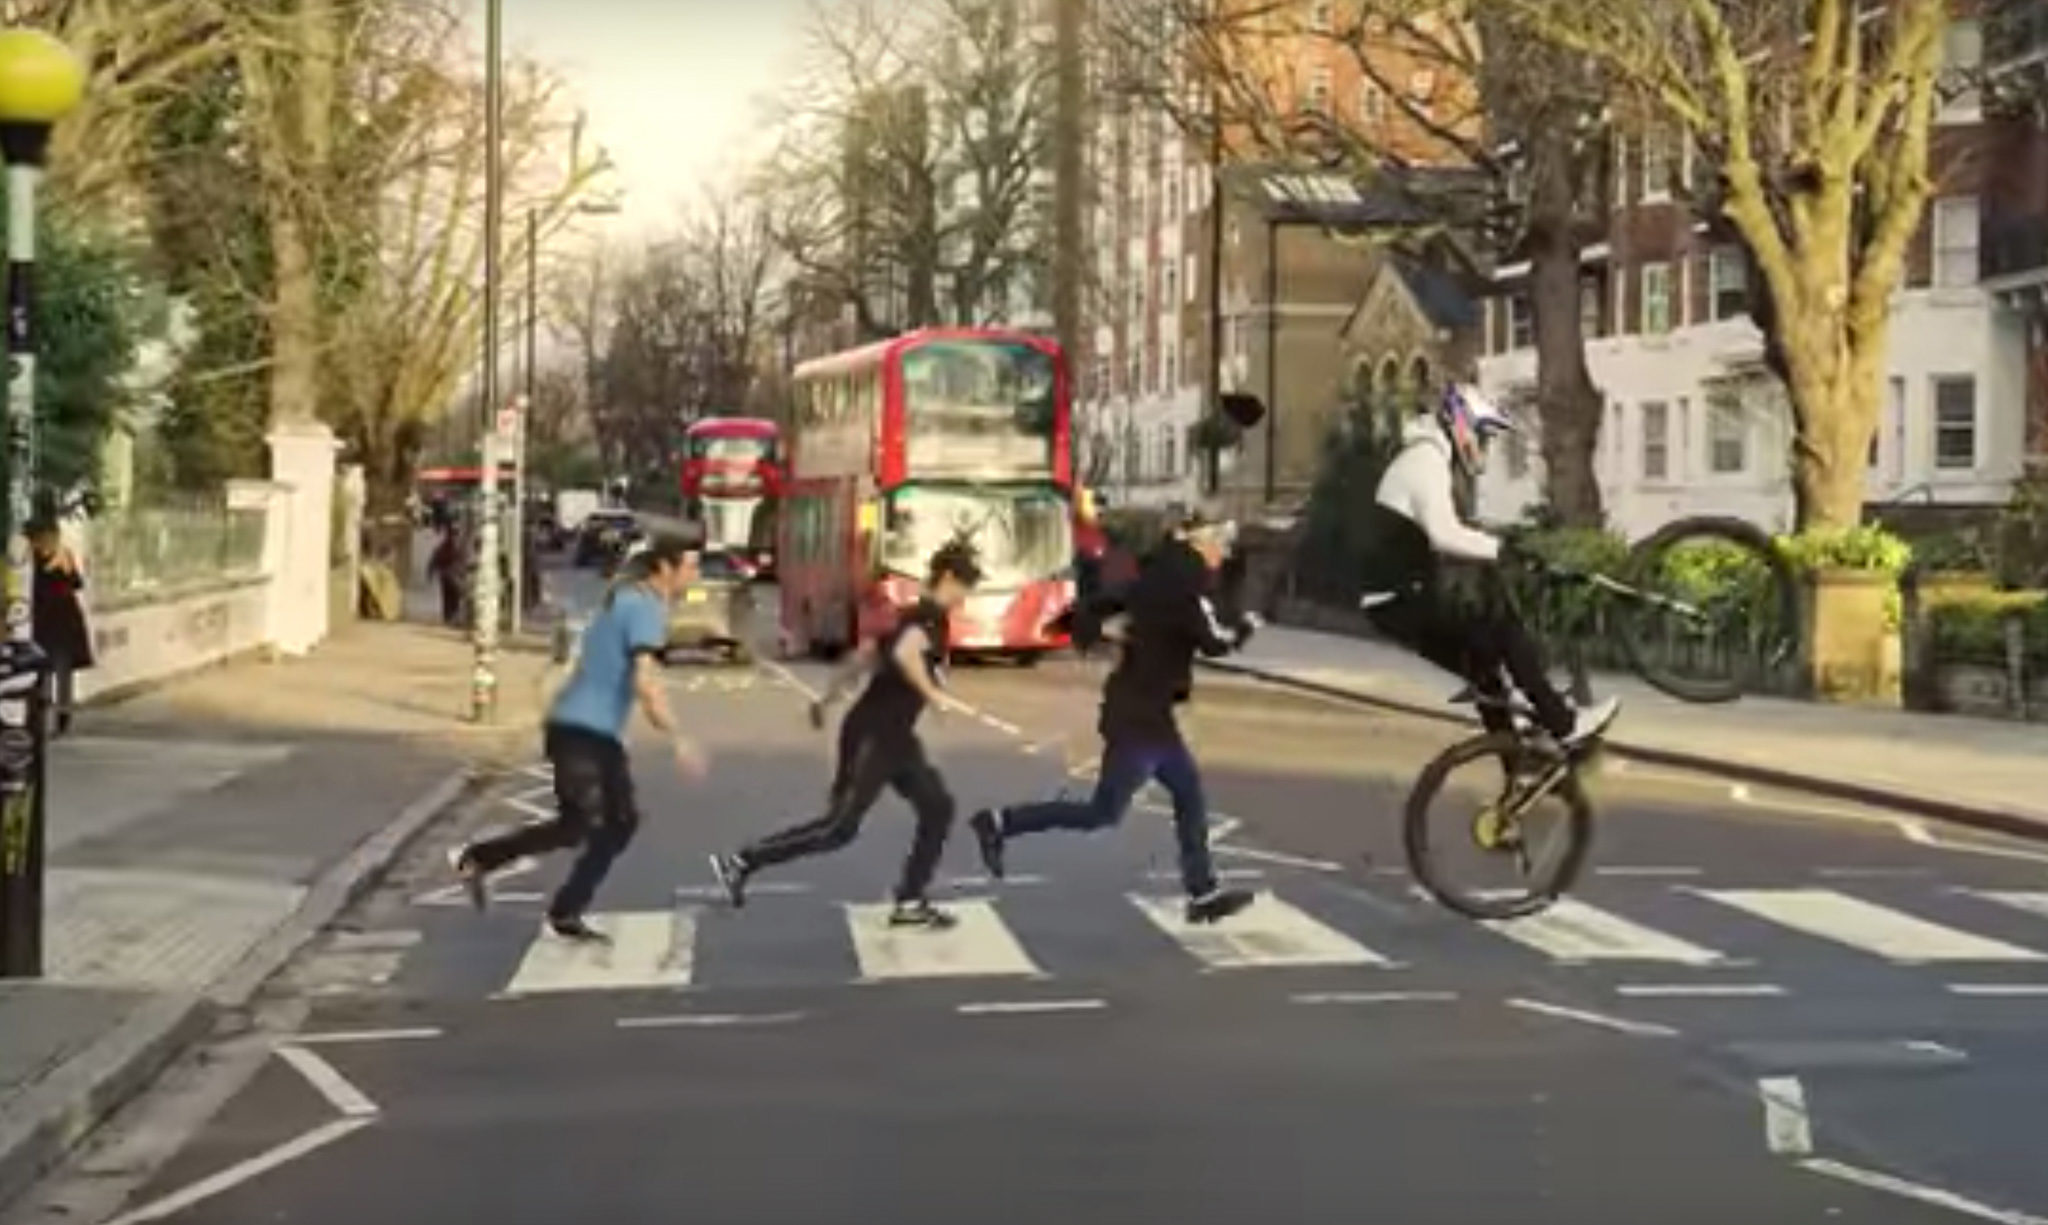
1926;590;2048;669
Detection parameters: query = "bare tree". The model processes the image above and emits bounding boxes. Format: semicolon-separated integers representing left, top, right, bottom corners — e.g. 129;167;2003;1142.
1107;0;1615;524
1495;0;1950;530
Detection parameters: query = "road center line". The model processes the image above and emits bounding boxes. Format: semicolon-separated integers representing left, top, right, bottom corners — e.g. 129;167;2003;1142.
956;998;1106;1015
1593;866;1702;877
1758;1076;1812;1155
1947;983;2048;996
615;1011;807;1029
1616;984;1786;998
273;1044;378;1117
1505;997;1679;1038
1211;844;1343;872
1800;1158;2048;1225
101;1118;374;1225
1291;991;1456;1005
287;1027;443;1046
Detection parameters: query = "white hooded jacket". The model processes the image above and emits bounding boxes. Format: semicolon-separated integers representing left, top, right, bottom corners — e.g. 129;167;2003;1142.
1358;419;1501;601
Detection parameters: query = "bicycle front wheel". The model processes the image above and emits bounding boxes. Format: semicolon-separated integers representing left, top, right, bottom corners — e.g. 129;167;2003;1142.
1618;516;1799;704
1402;733;1594;920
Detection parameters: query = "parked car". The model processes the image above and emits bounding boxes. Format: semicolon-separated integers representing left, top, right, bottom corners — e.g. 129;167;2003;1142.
664;549;758;664
575;509;641;568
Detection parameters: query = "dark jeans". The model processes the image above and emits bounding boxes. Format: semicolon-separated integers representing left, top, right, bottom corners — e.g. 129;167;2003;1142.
467;723;638;920
738;724;955;902
1367;580;1571;737
1000;733;1219;898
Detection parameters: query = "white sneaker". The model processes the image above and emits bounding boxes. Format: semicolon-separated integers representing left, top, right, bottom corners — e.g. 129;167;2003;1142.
1560;697;1620;746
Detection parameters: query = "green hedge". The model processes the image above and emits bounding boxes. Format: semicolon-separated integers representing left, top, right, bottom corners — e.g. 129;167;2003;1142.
1925;590;2048;668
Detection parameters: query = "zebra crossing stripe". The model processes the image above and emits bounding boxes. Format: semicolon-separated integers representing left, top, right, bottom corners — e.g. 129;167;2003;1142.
1483;898;1726;965
844;900;1042;980
1966;891;2048;922
1129;891;1391;968
501;909;697;995
1697;889;2048;963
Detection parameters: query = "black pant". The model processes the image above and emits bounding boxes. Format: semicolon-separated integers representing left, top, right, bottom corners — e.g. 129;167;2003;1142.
1001;730;1218;897
738;722;955;902
1368;581;1572;737
468;723;639;920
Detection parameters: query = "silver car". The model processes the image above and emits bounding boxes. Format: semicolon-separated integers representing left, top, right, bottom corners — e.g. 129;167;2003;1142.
665;550;758;664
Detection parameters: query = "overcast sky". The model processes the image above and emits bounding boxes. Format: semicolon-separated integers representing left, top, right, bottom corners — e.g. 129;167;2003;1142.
492;0;813;238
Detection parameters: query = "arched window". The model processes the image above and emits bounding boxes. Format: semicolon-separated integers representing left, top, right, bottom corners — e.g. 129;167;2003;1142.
1349;358;1375;406
1410;353;1432;392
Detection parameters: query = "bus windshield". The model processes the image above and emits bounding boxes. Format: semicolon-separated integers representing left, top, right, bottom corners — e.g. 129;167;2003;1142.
691;434;774;462
879;484;1072;588
899;340;1057;475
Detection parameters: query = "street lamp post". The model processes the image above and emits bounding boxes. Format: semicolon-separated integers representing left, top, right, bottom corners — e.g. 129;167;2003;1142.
0;29;83;979
471;0;505;723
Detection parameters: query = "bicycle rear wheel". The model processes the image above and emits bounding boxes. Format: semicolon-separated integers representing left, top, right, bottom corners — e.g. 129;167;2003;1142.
1617;516;1799;704
1402;732;1594;920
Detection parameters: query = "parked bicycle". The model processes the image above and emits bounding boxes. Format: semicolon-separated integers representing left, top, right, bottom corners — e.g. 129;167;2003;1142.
1402;516;1800;920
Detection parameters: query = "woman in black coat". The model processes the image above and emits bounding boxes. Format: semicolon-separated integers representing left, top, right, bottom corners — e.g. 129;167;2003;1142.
29;518;93;736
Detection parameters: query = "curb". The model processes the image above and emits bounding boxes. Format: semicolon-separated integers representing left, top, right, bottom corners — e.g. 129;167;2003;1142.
1200;658;2048;847
0;766;484;1214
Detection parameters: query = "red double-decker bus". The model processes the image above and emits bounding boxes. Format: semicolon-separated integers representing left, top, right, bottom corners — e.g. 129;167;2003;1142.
680;417;781;573
777;327;1076;659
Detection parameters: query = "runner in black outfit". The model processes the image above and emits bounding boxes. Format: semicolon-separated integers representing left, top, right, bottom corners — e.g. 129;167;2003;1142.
964;510;1257;925
709;540;983;929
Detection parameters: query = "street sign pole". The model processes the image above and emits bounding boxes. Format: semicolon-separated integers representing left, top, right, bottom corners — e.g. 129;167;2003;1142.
508;396;526;636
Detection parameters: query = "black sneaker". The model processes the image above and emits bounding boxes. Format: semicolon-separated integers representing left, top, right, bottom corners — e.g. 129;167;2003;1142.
1185;888;1255;925
887;899;958;929
446;846;489;912
968;810;1006;879
547;914;611;943
709;853;750;908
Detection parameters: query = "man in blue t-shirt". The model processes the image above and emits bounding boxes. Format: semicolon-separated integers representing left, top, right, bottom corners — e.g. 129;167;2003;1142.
450;534;709;941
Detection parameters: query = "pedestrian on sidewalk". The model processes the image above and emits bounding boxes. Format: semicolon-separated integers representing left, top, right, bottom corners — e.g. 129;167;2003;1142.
966;509;1257;926
427;524;464;627
28;517;92;738
709;539;984;929
450;533;709;942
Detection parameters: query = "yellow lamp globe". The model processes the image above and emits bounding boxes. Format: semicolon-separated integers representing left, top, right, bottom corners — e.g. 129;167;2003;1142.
0;29;83;127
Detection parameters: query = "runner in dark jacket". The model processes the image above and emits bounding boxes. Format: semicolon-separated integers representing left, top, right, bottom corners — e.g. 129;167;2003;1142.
967;510;1258;924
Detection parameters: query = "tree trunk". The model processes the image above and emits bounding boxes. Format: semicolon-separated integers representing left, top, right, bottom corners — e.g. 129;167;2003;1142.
267;209;320;425
1525;126;1603;528
1784;318;1883;531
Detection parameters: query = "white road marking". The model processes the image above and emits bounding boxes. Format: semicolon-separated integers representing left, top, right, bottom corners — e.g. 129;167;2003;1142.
1593;866;1702;877
1697;889;2048;963
1130;891;1391;968
616;1011;805;1029
518;763;553;781
1946;983;2048;997
273;1045;378;1117
675;881;811;899
1758;1076;1812;1155
1903;1039;1966;1058
1616;983;1785;998
325;929;420;951
1800;1158;2048;1224
845;899;1042;980
288;1027;443;1046
1210;844;1343;872
1147;867;1263;882
500;909;697;995
1505;997;1678;1037
1291;990;1455;1005
412;855;540;907
1965;890;2048;921
956;998;1106;1015
1208;815;1243;841
1814;867;1928;879
945;873;1047;888
1484;898;1727;965
101;1117;374;1225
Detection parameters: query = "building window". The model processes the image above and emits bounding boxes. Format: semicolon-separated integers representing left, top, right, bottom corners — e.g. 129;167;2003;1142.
1165;264;1179;305
1941;18;1982;119
1640;125;1670;200
1579;277;1602;338
1710;247;1747;319
1932;196;1980;288
1641;400;1669;480
1308;0;1332;32
1359;82;1385;124
1307;67;1331;113
1642;262;1672;334
1876;376;1903;470
1934;375;1976;469
1509;294;1534;349
1709;400;1746;473
1183;252;1197;303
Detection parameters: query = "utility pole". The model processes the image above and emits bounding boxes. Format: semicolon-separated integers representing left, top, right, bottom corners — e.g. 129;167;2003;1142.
1051;0;1084;449
470;0;504;723
1202;79;1224;498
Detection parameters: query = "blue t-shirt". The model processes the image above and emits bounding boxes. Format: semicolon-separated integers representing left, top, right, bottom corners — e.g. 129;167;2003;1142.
548;586;668;739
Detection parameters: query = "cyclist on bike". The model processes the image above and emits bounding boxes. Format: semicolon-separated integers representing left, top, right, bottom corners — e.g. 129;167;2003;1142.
1358;383;1618;746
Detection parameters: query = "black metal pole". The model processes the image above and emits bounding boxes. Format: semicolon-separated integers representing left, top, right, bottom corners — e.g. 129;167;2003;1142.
524;208;537;415
1262;216;1278;505
0;120;53;979
1203;90;1224;498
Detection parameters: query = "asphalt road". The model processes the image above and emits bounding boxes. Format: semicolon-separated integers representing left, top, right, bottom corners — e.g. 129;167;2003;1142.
15;565;2048;1225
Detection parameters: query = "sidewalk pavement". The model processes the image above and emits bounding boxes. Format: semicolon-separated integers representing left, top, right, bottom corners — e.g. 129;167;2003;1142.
1208;623;2048;840
0;620;554;1211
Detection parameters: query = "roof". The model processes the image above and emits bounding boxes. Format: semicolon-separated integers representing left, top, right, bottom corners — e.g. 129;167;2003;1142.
1390;257;1479;330
686;416;779;437
1221;163;1492;232
791;326;1063;380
